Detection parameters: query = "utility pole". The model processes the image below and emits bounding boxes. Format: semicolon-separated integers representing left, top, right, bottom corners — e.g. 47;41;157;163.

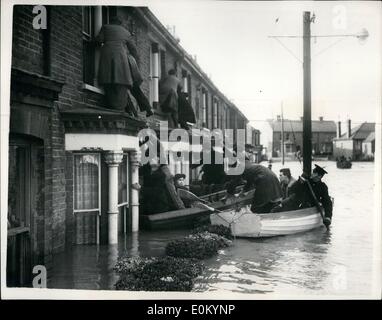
303;11;312;176
281;101;285;165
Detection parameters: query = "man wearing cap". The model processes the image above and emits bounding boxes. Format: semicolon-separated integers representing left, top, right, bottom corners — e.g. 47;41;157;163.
279;168;297;199
272;164;333;227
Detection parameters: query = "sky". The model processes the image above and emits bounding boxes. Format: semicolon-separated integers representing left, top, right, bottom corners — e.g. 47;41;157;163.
148;0;381;132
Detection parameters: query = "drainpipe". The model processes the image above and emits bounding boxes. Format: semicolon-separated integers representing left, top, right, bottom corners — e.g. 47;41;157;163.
105;151;124;244
129;151;140;232
93;6;102;87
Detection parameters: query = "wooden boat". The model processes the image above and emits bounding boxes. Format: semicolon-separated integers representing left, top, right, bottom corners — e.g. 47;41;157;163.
210;206;324;238
140;188;255;230
336;160;352;169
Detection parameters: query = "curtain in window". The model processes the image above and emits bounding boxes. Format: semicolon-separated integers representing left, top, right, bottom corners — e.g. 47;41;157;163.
74;155;99;210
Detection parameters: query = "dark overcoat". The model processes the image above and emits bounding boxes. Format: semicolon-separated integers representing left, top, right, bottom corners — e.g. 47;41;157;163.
242;163;282;210
96;24;142;86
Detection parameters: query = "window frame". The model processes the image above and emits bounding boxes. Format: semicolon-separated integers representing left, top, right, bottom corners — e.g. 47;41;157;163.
117;153;129;208
73;153;101;214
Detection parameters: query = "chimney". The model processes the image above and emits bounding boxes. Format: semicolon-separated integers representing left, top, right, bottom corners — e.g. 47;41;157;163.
319;116;323;121
347;119;351;138
337;121;342;138
300;116;303;121
276;115;281;121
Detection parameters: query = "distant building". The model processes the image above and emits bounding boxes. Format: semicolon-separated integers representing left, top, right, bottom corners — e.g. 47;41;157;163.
264;116;336;158
333;120;375;160
246;124;262;163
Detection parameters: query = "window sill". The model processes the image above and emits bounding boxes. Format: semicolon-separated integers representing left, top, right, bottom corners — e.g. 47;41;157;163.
82;83;105;95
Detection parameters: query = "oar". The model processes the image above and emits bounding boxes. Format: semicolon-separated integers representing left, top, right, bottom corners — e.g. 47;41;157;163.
301;176;329;230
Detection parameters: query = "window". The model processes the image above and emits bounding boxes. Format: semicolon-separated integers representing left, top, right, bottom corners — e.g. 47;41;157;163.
118;154;129;234
82;6;115;87
73;154;100;212
160;50;166;80
202;89;208;127
187;74;192;101
118;154;128;206
149;43;165;109
213;99;218;128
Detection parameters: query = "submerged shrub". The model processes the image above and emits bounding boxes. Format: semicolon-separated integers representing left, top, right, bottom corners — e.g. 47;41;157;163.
192;224;233;239
114;256;204;291
165;231;232;260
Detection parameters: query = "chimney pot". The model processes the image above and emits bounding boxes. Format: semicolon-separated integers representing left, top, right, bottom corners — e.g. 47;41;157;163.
347;119;351;138
319;116;323;121
337;121;342;138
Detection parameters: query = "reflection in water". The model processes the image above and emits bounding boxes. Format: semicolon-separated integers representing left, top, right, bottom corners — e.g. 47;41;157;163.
49;162;376;297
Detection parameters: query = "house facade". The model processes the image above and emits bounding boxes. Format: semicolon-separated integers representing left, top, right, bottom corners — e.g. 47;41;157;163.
332;120;375;160
7;5;251;286
264;116;336;158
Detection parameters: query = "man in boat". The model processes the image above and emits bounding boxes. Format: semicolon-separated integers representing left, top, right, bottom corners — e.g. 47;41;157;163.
173;174;214;211
271;164;333;227
226;163;282;213
140;157;185;214
279;168;297;199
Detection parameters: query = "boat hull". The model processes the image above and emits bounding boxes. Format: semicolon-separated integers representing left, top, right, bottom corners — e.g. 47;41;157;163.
140;190;256;230
210;206;323;238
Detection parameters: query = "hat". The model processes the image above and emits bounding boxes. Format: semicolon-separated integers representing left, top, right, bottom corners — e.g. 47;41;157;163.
313;164;328;176
174;173;186;181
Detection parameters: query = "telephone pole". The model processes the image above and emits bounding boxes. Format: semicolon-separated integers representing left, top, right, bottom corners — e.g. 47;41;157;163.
302;11;312;176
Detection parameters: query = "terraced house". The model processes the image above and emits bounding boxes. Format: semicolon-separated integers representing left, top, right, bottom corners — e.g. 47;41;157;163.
7;5;253;286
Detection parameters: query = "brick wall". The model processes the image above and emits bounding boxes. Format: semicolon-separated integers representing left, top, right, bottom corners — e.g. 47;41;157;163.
12;5;45;74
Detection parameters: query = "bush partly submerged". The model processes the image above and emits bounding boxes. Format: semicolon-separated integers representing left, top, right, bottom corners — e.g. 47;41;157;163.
192;224;233;240
114;256;204;291
165;231;232;260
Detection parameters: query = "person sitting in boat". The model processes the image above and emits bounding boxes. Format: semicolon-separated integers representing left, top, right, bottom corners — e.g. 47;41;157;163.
140;157;185;214
272;164;333;227
279;168;297;199
173;173;214;211
226;163;282;213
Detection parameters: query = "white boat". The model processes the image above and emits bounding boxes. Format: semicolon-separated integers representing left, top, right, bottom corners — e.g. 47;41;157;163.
210;206;324;238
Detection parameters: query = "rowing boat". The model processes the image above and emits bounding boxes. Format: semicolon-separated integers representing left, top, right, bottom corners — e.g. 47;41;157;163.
140;189;256;230
210;206;324;238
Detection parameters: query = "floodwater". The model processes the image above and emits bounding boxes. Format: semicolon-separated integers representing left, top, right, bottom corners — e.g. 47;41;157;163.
48;161;380;298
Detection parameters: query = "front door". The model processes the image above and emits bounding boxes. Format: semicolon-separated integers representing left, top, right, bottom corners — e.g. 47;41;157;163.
7;139;33;287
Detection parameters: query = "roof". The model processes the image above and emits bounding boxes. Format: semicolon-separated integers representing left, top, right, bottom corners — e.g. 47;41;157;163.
336;122;375;140
269;119;336;133
364;131;375;142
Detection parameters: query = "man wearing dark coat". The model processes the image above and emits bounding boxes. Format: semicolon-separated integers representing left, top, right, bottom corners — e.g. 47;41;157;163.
159;69;182;128
271;164;333;227
96;17;153;116
227;163;282;213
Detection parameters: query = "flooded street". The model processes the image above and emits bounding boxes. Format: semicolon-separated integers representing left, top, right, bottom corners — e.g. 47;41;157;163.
49;161;380;298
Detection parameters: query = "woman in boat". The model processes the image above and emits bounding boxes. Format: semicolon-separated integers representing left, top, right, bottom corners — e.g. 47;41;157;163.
140;157;185;215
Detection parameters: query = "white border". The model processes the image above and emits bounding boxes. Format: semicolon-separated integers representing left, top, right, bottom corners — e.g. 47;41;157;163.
1;0;381;300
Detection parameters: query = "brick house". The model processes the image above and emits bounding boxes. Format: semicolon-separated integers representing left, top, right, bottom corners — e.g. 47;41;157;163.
263;116;336;158
7;5;250;286
332;120;375;160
